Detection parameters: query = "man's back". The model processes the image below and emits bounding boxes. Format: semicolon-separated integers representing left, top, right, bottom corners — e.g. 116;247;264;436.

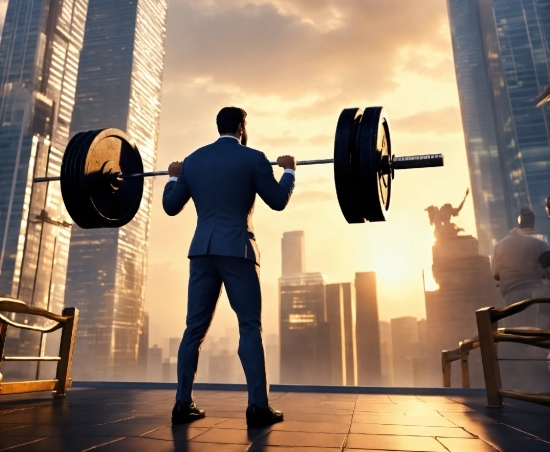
493;230;547;295
163;137;294;263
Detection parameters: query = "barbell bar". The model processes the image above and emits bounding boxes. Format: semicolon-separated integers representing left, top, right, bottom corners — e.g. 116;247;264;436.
33;155;442;183
31;106;444;229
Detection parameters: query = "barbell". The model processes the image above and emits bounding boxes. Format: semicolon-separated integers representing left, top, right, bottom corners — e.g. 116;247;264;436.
33;106;443;228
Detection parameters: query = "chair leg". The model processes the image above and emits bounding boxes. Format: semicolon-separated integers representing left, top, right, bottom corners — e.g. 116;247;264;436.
460;348;470;389
0;323;7;383
441;351;451;388
54;308;79;397
476;308;502;407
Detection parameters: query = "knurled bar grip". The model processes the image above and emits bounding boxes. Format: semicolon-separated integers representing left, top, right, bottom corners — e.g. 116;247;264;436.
392;154;444;170
32;154;443;182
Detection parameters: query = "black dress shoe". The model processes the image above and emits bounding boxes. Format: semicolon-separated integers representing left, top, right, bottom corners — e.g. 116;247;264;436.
172;401;205;424
246;404;284;428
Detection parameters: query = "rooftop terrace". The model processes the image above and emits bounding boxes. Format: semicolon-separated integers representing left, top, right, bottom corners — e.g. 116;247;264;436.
0;385;549;451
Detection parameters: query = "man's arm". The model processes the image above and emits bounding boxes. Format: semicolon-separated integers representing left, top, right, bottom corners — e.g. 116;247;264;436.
255;154;295;211
162;160;191;216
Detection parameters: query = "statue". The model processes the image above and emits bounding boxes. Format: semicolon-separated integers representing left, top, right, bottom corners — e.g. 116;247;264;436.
425;188;469;240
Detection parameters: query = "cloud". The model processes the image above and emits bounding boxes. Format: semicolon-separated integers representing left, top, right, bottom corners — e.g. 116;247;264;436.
391;106;462;135
164;0;451;100
290;190;335;204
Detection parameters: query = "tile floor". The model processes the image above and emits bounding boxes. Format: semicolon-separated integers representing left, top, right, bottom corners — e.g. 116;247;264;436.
0;388;549;451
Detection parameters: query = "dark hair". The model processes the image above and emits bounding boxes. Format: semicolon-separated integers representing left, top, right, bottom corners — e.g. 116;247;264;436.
546;196;550;210
216;107;247;134
518;205;535;229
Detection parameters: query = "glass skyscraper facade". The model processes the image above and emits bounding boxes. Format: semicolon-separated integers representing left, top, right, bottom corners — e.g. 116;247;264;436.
448;0;550;255
64;0;167;380
0;0;88;379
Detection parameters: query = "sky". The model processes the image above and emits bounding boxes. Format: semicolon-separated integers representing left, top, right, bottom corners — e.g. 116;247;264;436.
146;0;477;345
0;0;478;346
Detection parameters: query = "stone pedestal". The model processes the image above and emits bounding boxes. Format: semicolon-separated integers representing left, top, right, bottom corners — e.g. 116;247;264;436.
425;235;502;387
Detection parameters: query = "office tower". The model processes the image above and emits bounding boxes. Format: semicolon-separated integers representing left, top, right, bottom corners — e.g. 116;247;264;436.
264;333;280;384
390;316;419;387
279;273;331;384
379;321;393;386
147;344;162;382
281;231;305;276
136;312;149;381
169;337;180;359
355;272;382;386
64;0;167;380
413;319;428;387
448;0;550;254
326;283;346;385
341;282;357;386
0;0;88;379
425;234;501;387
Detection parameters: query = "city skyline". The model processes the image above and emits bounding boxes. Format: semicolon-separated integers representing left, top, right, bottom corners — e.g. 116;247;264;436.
0;0;538;380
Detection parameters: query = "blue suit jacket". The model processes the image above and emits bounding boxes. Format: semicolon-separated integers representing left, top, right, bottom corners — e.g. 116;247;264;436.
162;137;295;265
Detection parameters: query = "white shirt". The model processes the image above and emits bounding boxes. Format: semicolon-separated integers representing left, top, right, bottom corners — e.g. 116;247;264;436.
168;136;295;182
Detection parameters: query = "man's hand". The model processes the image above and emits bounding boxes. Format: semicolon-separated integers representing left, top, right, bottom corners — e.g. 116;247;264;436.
277;155;296;171
168;161;182;177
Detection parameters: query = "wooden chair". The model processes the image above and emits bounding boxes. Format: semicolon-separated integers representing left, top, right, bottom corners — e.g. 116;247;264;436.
441;336;479;388
0;297;79;397
476;298;550;407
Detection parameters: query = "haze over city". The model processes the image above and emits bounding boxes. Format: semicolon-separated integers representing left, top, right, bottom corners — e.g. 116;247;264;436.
136;0;477;345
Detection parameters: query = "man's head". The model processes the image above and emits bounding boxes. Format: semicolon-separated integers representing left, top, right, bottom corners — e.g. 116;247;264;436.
545;196;550;218
216;107;247;145
518;205;535;229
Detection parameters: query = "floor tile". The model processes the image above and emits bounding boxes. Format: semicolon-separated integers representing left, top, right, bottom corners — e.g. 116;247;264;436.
253;430;347;448
190;427;268;444
437;437;499;451
0;436;47;451
11;436;125;452
345;433;447;451
142;425;210;441
349;423;474;438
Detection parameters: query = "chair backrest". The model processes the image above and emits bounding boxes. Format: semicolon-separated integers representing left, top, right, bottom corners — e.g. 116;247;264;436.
0;296;79;397
476;298;550;407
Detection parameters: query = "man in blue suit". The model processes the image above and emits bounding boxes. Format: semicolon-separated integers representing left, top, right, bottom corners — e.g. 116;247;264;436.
163;107;295;428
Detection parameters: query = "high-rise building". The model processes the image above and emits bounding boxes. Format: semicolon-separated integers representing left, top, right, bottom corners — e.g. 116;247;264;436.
279;272;331;384
448;0;550;254
147;344;162;382
378;321;393;386
355;272;382;386
0;0;88;379
341;282;357;386
325;283;346;385
64;0;167;380
390;316;419;387
281;231;305;276
136;312;149;381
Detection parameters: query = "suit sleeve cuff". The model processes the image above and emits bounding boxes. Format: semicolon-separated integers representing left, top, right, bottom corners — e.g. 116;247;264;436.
283;169;295;177
168;176;178;182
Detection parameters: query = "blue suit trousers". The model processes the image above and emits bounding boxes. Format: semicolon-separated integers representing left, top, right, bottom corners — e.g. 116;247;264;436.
176;255;269;407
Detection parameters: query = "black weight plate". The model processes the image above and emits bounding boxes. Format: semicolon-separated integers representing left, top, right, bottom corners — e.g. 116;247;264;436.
357;107;391;222
334;108;365;223
61;131;101;229
82;129;143;228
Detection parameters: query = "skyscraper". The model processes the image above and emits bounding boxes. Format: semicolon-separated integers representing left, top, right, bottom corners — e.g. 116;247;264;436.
279;231;331;384
0;0;88;378
448;0;550;254
355;272;382;386
64;0;167;380
279;273;331;384
281;231;305;276
390;316;418;387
